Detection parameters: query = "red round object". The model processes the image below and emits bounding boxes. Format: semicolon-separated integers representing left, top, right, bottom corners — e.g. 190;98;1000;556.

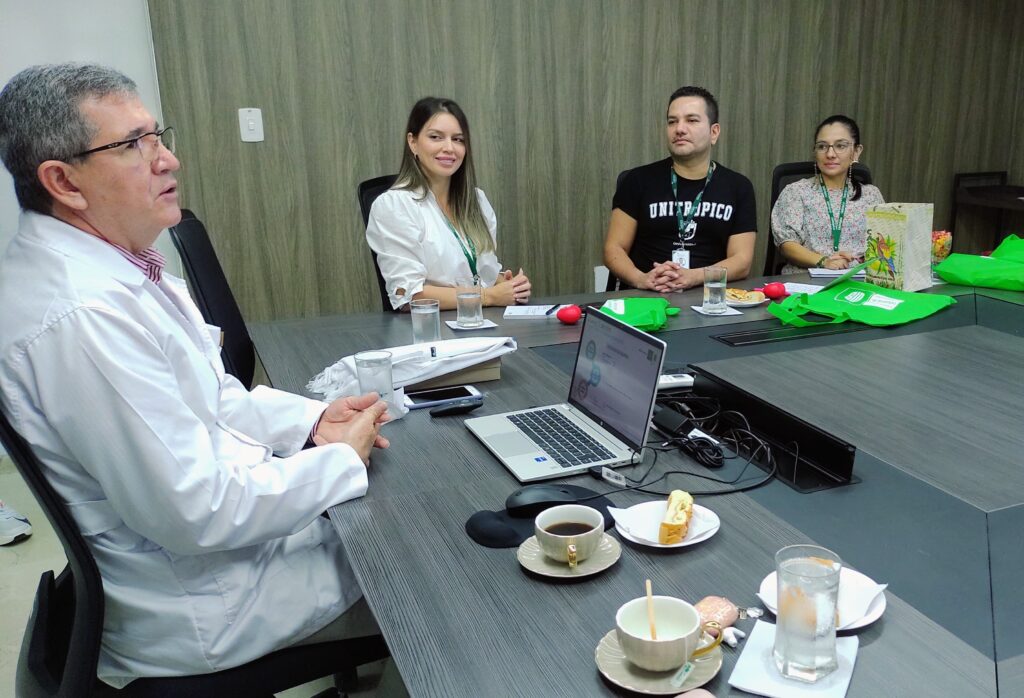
556;305;582;324
761;282;786;299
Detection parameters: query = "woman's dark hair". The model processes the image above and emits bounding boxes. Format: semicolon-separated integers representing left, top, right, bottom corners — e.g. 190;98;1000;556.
394;97;492;254
815;114;864;200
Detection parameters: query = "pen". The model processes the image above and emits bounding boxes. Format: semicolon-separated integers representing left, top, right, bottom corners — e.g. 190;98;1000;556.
545;304;560;315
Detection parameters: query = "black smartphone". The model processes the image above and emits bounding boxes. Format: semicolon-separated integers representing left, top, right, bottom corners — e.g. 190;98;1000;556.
403;384;482;410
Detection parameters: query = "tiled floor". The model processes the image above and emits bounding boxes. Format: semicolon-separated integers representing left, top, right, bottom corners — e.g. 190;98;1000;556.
0;455;395;697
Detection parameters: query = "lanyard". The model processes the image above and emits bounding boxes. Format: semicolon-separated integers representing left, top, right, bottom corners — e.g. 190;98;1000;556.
671;161;716;244
818;176;849;252
441;212;479;282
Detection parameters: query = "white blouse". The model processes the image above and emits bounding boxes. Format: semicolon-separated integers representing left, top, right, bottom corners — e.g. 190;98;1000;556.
365;187;502;309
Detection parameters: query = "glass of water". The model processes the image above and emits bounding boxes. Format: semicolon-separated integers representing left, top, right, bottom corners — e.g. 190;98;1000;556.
410;299;441;343
773;544;841;683
702;265;727;314
455;278;484;328
354;350;393;403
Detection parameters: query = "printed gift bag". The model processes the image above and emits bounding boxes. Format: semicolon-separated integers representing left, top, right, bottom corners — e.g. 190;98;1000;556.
864;203;934;292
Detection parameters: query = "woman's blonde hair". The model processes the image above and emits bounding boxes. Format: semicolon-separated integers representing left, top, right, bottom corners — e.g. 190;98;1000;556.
394;97;493;255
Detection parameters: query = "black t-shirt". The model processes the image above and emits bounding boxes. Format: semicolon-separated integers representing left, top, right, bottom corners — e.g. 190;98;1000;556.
612;157;757;283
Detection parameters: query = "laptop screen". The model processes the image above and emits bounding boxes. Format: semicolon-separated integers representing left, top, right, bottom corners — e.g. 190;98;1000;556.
567;309;666;451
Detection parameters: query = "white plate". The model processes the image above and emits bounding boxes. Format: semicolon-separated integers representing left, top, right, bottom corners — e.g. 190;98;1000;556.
613;501;720;549
725;291;767;308
758;567;887;630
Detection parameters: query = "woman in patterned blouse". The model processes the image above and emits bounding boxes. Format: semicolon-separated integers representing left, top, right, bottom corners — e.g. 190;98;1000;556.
771;115;884;273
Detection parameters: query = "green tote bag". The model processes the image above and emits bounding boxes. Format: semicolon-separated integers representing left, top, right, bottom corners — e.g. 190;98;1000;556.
766;280;956;327
599;297;680;331
935;235;1024;291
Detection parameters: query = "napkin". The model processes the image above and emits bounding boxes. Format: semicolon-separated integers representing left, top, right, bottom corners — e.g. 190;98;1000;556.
757;570;887;630
307;336;517;402
690;305;744;316
608;501;715;545
445;319;499;330
728;621;858;698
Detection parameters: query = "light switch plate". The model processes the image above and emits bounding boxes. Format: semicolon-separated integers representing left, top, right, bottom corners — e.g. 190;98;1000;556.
238;108;264;142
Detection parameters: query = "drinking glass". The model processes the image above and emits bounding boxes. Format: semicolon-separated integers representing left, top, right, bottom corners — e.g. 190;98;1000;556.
702;266;727;314
773;544;842;683
455;278;484;328
354;350;393;403
410;299;441;344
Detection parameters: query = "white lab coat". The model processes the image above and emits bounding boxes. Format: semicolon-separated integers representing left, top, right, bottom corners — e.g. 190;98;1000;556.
365;186;502;309
0;212;367;687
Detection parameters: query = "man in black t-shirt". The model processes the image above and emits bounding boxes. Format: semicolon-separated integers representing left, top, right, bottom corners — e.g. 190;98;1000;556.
603;86;756;291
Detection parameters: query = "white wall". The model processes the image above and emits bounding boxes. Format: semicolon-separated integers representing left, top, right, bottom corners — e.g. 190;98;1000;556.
0;0;180;456
0;0;179;270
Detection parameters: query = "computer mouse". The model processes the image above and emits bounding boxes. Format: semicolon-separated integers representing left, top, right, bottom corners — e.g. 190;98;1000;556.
504;484;578;518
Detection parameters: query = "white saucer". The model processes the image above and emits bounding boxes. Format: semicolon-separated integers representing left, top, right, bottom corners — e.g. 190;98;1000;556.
613;502;720;549
595;629;723;695
758;567;887;630
517;533;621;578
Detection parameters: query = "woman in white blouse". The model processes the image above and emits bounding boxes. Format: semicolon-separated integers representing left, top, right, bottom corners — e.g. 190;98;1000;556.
366;97;531;310
771;115;885;273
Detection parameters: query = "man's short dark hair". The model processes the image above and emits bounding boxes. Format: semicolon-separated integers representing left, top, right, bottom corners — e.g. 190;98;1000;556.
667;86;719;126
0;63;137;214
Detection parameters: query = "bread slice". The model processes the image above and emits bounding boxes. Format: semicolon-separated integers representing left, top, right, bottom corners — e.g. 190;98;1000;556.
658;490;694;545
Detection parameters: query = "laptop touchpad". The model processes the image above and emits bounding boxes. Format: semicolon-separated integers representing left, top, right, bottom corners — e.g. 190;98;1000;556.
491;431;538;457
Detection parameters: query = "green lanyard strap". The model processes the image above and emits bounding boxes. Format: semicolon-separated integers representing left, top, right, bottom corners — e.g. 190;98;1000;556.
441;212;479;282
818;176;849;252
671;161;716;245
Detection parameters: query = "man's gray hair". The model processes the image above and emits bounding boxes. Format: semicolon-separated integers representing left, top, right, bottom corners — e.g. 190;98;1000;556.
0;63;137;215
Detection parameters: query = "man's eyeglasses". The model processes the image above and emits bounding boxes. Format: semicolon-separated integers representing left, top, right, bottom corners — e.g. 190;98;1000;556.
814;140;853;155
72;126;175;162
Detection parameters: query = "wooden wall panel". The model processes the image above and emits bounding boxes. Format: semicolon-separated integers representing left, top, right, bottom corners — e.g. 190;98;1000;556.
149;0;1024;322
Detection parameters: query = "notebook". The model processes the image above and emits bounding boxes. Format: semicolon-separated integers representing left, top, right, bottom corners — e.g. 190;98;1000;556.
465;309;666;482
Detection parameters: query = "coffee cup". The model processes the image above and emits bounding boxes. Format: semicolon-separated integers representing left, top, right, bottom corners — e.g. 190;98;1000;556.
615;596;723;672
534;504;604;568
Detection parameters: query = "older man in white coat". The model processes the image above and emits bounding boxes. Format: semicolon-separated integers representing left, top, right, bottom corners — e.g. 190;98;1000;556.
0;63;393;689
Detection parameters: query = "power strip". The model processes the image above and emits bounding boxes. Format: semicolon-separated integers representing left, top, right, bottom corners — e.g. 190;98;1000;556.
658;373;694;390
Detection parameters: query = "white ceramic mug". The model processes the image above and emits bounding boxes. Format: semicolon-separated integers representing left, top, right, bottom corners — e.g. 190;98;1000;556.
533;504;604;568
615;596;722;672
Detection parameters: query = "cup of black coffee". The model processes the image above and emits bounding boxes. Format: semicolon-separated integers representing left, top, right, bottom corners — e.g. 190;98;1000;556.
534;505;604;567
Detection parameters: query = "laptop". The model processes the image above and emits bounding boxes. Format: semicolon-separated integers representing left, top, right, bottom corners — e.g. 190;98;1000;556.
466;308;666;482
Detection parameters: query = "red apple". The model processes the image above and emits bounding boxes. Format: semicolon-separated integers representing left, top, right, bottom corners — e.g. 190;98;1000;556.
761;282;787;300
556;305;582;324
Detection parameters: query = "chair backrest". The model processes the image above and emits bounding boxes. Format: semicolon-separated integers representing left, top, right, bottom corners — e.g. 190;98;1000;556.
765;161;873;276
168;210;256;388
357;175;399;312
1;409;106;698
2;405;388;697
605;168;634;292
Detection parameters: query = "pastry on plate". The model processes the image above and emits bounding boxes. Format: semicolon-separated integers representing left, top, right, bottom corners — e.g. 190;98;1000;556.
659;490;694;544
725;288;765;303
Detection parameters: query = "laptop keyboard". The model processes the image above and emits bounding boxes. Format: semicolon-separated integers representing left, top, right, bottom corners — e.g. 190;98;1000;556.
509;408;616;467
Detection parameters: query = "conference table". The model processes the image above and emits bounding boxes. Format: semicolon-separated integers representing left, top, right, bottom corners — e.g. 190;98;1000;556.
250;274;1024;697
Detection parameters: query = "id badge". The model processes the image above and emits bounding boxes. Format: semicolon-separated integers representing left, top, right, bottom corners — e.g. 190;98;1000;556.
672;248;690;269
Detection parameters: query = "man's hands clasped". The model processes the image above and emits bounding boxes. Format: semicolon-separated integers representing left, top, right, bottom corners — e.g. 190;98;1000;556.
312;392;391;464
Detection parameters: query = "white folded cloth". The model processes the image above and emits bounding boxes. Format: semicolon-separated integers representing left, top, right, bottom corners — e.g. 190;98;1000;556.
306;337;517;402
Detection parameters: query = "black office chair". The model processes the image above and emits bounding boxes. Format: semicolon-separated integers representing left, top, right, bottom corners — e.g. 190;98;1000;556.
764;161;873;276
2;407;388;698
168;210;256;388
605;168;634;291
356;174;399;312
950;170;1008;240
